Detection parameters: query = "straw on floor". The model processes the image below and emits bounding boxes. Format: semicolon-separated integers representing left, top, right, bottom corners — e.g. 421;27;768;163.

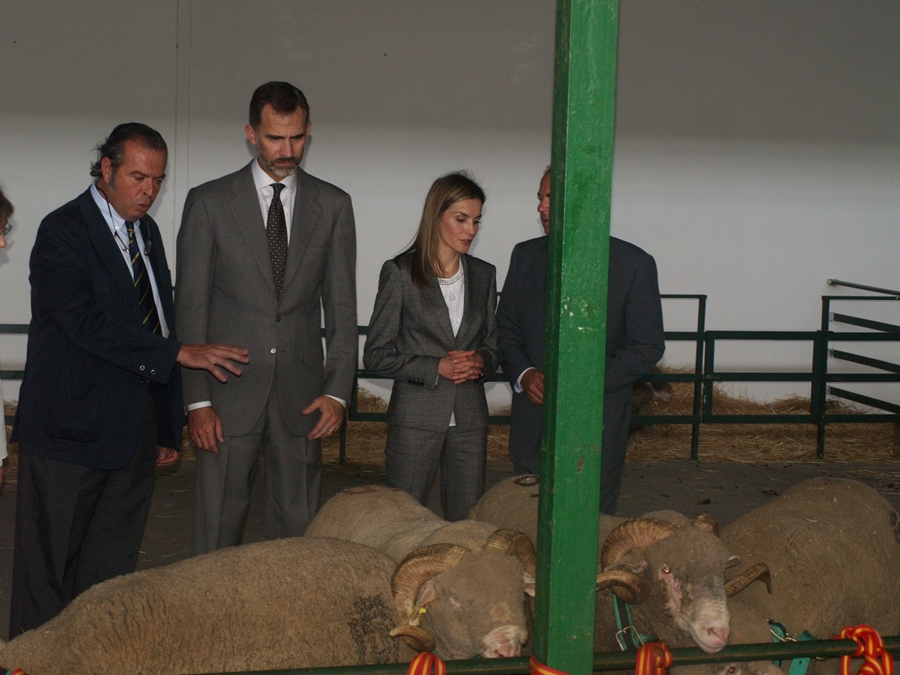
3;376;897;484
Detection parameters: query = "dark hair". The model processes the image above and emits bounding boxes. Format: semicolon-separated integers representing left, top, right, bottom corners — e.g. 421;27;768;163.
403;171;486;289
89;123;168;179
543;165;551;178
0;186;13;223
249;81;310;128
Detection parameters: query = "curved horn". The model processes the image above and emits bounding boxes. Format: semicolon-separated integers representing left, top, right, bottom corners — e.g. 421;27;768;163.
391;544;470;620
596;569;650;604
483;529;537;577
513;474;540;488
726;563;772;597
389;625;437;653
600;518;680;570
692;513;720;536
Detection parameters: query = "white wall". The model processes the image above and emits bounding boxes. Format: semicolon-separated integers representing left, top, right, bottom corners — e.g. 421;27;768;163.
1;1;898;408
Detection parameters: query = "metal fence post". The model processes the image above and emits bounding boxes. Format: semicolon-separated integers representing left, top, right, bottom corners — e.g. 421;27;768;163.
534;2;619;673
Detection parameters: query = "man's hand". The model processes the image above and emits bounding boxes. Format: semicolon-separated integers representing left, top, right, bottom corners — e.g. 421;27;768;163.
304;396;345;440
521;368;544;405
156;447;180;467
188;406;225;455
177;344;250;383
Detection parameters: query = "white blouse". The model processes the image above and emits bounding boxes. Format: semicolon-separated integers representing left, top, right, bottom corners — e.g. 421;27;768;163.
438;265;465;337
438;265;465;427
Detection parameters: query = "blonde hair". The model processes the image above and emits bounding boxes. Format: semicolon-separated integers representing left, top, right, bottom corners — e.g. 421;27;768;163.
402;171;485;289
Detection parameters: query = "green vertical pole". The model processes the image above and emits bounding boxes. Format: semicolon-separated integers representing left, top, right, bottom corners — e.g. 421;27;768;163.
534;2;620;674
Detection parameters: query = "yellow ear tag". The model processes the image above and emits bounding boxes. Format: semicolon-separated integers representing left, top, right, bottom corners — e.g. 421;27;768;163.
409;602;430;625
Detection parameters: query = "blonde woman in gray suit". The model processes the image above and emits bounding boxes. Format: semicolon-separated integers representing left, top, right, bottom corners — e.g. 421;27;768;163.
364;172;499;521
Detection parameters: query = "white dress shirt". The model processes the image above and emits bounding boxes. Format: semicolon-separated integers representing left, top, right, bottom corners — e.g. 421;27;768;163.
90;183;170;338
251;159;296;242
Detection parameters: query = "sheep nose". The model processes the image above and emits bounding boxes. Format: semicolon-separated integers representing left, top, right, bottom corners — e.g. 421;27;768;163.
495;642;521;658
707;626;729;648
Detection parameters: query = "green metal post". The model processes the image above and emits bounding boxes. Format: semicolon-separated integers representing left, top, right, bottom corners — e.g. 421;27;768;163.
534;2;620;674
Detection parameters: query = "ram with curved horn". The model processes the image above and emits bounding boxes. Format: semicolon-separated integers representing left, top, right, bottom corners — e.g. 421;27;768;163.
470;475;748;654
673;477;900;675
307;485;535;658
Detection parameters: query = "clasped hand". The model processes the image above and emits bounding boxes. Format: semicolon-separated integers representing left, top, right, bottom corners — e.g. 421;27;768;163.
438;350;484;385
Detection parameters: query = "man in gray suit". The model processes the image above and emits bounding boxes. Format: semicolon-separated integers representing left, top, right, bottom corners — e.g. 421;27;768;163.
497;168;665;514
176;82;357;553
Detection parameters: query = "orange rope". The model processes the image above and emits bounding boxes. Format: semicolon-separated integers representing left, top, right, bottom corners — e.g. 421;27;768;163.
634;641;674;675
407;651;447;675
838;625;894;675
529;654;572;675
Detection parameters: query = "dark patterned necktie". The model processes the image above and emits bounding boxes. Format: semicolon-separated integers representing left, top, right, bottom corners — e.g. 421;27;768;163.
126;222;161;334
267;183;288;298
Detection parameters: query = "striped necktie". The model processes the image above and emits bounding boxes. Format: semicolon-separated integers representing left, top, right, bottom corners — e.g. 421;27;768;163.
126;222;161;335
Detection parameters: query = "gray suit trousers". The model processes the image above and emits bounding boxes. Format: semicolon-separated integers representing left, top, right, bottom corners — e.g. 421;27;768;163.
384;424;486;522
193;380;321;554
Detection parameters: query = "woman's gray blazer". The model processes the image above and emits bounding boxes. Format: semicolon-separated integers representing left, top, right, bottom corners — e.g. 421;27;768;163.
363;253;499;433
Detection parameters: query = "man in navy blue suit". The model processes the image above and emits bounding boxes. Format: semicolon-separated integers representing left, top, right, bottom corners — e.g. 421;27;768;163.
497;168;665;514
9;123;249;637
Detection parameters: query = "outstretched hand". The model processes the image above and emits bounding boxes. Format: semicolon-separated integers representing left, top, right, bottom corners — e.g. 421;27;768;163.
177;343;250;383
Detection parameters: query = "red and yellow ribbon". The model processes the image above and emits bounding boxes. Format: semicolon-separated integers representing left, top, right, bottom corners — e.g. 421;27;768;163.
529;654;571;675
407;651;446;675
838;625;894;675
634;641;674;675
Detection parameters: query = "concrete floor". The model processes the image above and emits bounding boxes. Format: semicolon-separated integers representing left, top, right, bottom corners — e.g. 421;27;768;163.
1;456;898;640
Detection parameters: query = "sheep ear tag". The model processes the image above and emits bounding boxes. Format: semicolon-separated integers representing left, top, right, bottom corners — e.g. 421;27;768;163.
409;600;431;627
410;582;438;626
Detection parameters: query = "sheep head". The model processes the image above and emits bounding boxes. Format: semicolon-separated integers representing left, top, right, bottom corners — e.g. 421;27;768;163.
598;516;740;654
389;531;533;659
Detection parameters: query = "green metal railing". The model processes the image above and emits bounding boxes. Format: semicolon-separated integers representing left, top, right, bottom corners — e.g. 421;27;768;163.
198;637;900;675
5;283;899;461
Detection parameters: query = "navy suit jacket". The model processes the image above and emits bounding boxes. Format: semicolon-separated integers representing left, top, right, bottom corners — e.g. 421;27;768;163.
12;188;184;469
497;235;665;460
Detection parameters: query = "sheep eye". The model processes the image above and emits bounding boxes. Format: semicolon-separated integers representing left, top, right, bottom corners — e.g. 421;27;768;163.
727;667;737;674
661;565;671;575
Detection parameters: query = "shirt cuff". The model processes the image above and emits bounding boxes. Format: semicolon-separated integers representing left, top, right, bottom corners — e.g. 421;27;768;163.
514;367;536;394
188;397;346;412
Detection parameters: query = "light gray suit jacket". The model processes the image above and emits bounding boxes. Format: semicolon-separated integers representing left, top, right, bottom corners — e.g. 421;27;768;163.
363;253;499;433
175;163;357;437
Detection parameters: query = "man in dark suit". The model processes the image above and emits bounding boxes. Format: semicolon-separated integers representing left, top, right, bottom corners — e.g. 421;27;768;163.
176;82;357;553
497;168;665;514
9;123;248;637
